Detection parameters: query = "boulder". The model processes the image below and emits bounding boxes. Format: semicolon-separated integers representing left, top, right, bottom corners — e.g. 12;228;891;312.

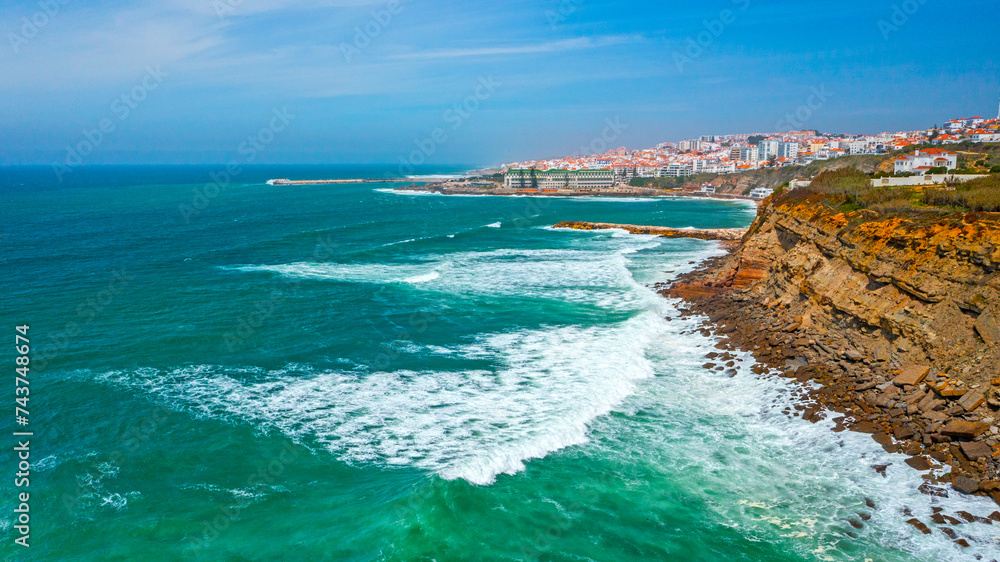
905;456;933;471
958;391;986;412
953;476;980;494
975;307;1000;344
844;349;864;361
941;420;990;439
906;518;932;534
894;365;931;387
854;421;879;434
959;441;993;461
923;410;948;422
931;512;962;525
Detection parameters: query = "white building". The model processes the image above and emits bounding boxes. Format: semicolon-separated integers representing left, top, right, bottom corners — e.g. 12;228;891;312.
758;140;780;159
678;140;701;151
972;132;1000;143
778;142;799;159
894;149;959;174
730;146;760;162
749;187;774;199
844;140;869;155
660;163;694;177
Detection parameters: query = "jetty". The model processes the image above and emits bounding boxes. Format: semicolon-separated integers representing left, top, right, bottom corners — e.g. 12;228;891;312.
552;221;748;241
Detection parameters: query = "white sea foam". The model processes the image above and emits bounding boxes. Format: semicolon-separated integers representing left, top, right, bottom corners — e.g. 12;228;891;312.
97;310;666;486
224;236;677;310
597;309;1000;561
403;271;440;284
107;233;698;485
485;222;501;228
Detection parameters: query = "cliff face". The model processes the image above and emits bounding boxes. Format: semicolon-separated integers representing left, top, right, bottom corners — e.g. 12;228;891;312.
724;201;1000;371
668;198;1000;503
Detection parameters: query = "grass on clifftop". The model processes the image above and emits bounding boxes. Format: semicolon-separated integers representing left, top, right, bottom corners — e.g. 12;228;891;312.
775;167;1000;217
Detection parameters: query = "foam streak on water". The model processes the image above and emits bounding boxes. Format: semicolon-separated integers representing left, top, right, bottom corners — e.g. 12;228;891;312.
104;235;694;486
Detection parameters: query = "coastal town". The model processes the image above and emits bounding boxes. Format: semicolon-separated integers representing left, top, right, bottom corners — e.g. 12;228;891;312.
504;113;1000;179
477;110;1000;199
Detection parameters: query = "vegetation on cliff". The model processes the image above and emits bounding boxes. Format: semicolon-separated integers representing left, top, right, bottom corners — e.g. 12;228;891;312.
925;175;1000;212
776;166;1000;216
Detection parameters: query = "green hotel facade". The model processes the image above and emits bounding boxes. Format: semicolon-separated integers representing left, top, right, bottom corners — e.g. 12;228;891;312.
503;168;616;190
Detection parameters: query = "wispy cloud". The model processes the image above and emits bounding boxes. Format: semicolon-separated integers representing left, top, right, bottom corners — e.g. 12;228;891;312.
390;35;640;60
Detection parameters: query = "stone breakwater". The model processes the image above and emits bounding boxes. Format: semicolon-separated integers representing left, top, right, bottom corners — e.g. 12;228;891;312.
663;197;1000;525
553;221;748;241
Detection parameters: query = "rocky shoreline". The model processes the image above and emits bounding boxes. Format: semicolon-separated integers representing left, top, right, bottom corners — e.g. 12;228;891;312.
393;183;759;203
552;221;748;241
659;196;1000;543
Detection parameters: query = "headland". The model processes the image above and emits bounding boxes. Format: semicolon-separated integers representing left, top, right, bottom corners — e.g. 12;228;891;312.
662;175;1000;528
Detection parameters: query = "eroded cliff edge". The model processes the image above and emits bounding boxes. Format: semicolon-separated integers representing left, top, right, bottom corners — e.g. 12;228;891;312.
665;196;1000;505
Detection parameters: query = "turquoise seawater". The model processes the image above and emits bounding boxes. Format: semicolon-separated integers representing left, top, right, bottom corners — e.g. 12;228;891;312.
1;165;998;561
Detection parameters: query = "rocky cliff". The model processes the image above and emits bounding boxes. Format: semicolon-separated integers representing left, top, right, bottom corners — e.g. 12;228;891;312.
666;196;1000;506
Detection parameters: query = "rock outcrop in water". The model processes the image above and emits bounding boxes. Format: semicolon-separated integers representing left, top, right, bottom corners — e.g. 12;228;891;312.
553;221;748;241
666;195;1000;507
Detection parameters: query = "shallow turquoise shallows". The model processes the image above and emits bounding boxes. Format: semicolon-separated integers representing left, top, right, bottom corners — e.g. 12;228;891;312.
1;165;997;561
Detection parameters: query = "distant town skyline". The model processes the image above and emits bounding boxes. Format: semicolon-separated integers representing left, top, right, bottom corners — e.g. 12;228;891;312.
1;0;998;167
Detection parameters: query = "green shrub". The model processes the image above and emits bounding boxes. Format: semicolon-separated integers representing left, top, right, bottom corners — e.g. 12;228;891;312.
859;186;915;207
809;168;871;196
870;199;916;214
923;175;1000;211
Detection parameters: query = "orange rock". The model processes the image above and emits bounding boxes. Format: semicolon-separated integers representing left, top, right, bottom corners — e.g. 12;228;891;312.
894;365;931;386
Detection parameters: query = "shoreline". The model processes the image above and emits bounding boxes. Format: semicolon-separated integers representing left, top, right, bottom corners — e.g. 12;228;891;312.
660;248;1000;544
390;184;761;205
268;178;455;185
655;201;1000;538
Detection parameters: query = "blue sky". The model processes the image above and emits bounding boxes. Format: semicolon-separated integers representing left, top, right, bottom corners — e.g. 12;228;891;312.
1;0;998;166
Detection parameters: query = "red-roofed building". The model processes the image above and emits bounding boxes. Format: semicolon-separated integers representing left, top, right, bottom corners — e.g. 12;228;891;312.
895;149;958;174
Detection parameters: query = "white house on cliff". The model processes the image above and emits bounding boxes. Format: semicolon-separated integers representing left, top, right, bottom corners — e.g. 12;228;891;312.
894;149;958;175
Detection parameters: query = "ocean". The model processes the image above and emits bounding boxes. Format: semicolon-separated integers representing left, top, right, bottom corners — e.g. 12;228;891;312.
1;165;998;561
